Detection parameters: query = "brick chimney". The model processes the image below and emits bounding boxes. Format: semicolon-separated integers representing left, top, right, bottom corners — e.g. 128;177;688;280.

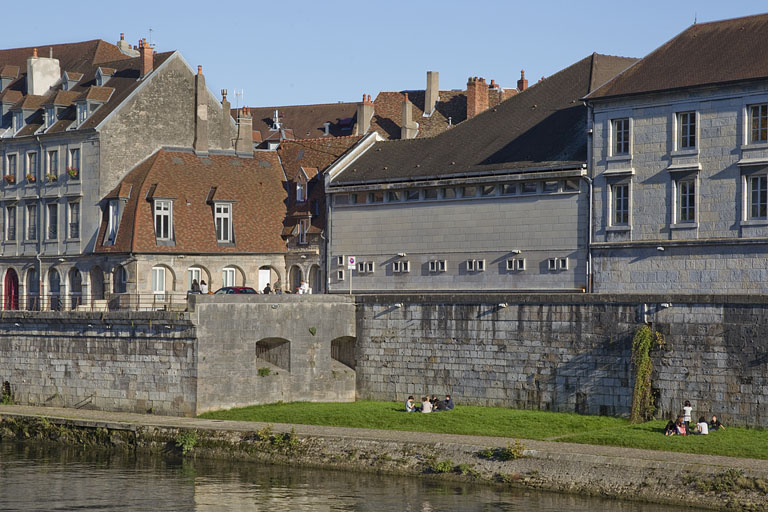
355;94;373;136
193;65;209;156
424;71;439;116
220;89;232;150
466;77;489;119
401;93;418;139
517;70;528;92
235;107;253;157
139;39;153;77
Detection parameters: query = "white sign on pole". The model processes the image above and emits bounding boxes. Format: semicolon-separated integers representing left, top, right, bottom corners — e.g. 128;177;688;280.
347;256;356;270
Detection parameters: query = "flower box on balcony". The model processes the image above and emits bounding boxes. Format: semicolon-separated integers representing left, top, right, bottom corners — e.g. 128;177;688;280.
45;173;58;183
26;174;36;183
3;175;15;184
67;167;79;180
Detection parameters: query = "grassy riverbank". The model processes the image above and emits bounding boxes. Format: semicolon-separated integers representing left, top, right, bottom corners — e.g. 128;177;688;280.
200;401;768;460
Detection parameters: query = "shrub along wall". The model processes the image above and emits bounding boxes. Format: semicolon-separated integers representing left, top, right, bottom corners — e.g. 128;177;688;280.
354;294;768;426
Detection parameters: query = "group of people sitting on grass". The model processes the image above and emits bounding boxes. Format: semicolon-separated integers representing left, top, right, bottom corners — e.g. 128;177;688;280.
405;394;454;413
664;400;726;436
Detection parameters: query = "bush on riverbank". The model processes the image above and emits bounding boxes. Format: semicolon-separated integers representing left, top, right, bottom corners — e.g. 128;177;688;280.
200;401;768;460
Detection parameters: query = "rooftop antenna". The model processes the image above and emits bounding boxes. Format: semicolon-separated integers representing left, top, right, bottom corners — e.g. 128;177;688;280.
693;12;697;25
148;27;154;46
234;89;244;110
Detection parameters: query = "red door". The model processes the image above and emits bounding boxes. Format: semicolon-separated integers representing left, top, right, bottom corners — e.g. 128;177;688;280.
4;269;18;310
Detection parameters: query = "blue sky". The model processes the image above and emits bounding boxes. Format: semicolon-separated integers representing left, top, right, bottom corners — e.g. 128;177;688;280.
4;1;767;107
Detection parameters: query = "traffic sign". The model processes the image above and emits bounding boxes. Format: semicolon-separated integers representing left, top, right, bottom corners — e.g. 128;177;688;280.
347;256;356;269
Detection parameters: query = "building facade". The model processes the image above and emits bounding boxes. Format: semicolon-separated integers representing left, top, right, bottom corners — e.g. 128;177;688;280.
588;14;768;293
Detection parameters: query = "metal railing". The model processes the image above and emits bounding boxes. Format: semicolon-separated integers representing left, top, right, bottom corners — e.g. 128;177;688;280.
3;293;192;312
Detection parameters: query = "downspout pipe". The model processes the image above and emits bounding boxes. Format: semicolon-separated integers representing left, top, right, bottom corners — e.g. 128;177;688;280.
584;101;595;293
35;135;43;307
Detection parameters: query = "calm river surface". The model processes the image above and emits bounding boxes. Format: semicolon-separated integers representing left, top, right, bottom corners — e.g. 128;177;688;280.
0;441;706;512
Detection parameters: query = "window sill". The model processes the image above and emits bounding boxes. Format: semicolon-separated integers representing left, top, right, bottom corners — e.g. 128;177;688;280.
606;225;631;233
670;148;699;157
741;142;768;151
670;222;698;230
740;219;768;227
216;241;235;247
606;155;631;163
155;239;176;247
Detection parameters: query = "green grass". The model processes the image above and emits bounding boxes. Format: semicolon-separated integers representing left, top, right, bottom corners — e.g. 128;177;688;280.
200;401;768;459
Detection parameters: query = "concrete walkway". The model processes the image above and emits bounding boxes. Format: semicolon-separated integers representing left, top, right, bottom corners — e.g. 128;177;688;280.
1;404;767;475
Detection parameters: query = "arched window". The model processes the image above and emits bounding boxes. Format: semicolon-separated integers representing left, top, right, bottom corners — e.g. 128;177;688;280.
113;265;127;294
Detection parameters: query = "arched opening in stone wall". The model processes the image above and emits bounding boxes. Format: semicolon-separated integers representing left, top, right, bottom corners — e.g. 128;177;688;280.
257;265;279;292
255;337;291;371
90;266;105;301
68;268;82;310
48;268;61;311
112;265;127;294
289;265;303;293
331;336;356;370
309;264;321;294
4;268;19;310
25;268;39;311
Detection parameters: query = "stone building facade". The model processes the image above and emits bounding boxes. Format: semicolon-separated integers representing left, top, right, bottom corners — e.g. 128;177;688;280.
588;14;768;293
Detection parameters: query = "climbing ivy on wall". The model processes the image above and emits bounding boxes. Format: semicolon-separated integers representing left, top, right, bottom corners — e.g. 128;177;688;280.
630;325;664;423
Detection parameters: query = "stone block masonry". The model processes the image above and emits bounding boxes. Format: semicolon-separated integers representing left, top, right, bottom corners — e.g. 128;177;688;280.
355;294;768;426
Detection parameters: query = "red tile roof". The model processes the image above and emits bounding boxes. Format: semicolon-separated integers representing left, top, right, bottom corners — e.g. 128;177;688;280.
95;149;288;255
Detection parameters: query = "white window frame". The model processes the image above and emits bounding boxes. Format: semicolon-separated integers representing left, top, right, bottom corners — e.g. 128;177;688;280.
187;267;202;290
298;218;309;245
154;199;173;241
612;118;630;156
68;148;81;171
296;181;306;203
366;261;375;273
222;267;236;287
559;257;569;270
609;181;631;227
26;152;38;180
151;267;166;300
548;258;557;271
214;202;232;243
5;153;17;181
13;111;23;133
105;200;120;245
336;269;345;280
68;201;80;239
676;178;696;224
47;150;58;176
77;103;88;125
26;203;37;240
46;202;58;240
677;111;697;150
516;259;526;271
335;255;345;267
5;205;16;241
392;260;409;273
749;103;768;144
467;259;485;272
393;261;402;273
746;172;768;221
46;106;56;128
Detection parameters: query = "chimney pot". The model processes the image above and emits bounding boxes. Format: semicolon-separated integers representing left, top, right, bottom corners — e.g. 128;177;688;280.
197;65;202;75
367;94;371;103
33;48;38;58
362;93;366;102
120;33;125;41
404;92;409;102
221;89;227;99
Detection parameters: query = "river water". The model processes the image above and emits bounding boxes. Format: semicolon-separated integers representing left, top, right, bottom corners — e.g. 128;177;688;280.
0;441;706;511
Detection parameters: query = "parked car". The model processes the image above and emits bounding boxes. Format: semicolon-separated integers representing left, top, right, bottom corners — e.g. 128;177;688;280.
213;286;258;294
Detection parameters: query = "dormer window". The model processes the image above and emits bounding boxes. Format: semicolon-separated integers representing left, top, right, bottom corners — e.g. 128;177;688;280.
214;203;232;243
154;199;173;242
12;111;22;133
77;103;87;125
95;68;114;87
45;106;56;128
296;181;306;203
104;199;121;245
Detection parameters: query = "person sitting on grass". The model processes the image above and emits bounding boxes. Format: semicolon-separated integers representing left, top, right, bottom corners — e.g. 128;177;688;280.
710;415;726;431
405;396;416;413
421;396;433;413
675;416;687;435
443;395;454;411
664;419;677;436
695;416;709;435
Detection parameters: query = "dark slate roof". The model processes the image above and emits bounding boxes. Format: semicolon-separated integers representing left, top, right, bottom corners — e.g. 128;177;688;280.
333;53;637;185
587;13;768;100
95;149;288;254
234;102;359;141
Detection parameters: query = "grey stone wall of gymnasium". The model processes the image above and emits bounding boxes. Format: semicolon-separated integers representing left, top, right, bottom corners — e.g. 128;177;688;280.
355;294;768;426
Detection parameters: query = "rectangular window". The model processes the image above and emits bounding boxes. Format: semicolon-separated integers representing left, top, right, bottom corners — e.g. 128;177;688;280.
47;150;58;176
401;260;410;272
47;203;57;240
68;201;80;239
336;270;345;280
461;186;477;198
442;187;456;199
26;152;37;179
188;268;202;290
613;118;630;155
564;179;579;192
46;106;56;128
559;257;569;270
423;188;438;200
393;261;402;273
5;206;16;241
151;267;166;299
387;190;402;202
612;183;630;225
358;262;366;273
548;258;557;271
438;260;447;272
26;204;36;240
214;203;232;242
392;261;409;273
367;191;384;203
480;185;496;196
521;182;537;194
750;104;768;144
365;261;374;273
69;148;80;171
516;259;526;271
154;200;172;241
105;200;119;245
335;255;345;267
6;154;17;179
429;260;437;272
77;104;87;124
222;268;236;287
543;181;559;193
13;111;23;132
749;175;768;219
298;218;309;245
501;183;517;195
334;194;350;206
467;259;485;272
296;182;306;202
405;189;420;201
678;111;696;149
678;179;696;223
